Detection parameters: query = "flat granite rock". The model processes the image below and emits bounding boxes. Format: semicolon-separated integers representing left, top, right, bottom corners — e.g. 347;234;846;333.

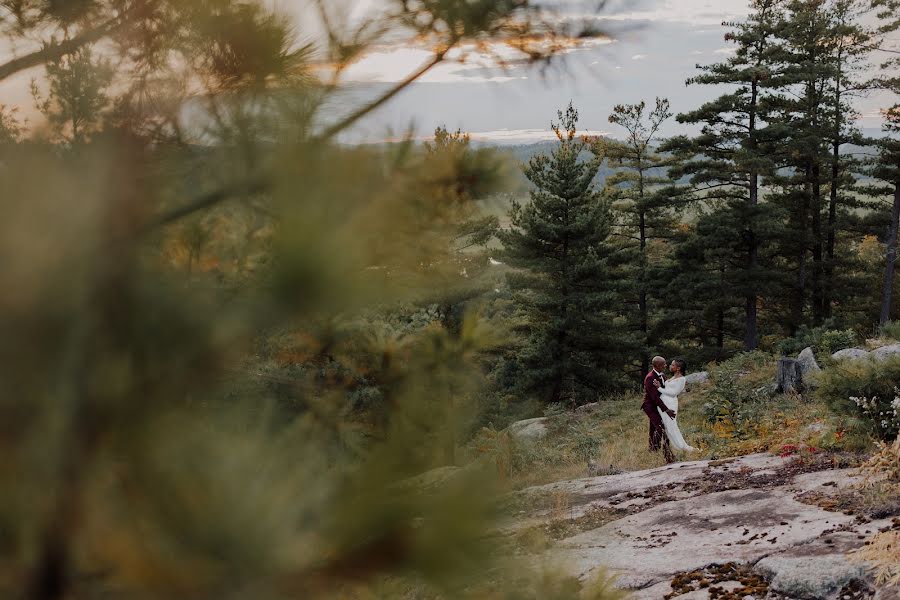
755;518;895;600
831;348;870;361
550;487;856;588
873;343;900;360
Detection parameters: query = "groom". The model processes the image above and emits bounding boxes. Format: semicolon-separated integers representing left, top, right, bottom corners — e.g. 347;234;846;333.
643;356;676;463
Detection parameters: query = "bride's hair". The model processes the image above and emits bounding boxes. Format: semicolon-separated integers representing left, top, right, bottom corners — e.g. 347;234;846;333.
674;358;687;375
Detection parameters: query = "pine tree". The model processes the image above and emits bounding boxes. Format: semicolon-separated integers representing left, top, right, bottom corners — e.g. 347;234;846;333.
597;98;675;375
499;103;628;405
662;0;783;350
821;0;873;318
30;44;113;145
872;0;900;325
766;0;846;330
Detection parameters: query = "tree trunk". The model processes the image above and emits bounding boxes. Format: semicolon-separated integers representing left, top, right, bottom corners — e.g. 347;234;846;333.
776;358;803;394
745;78;759;351
639;208;648;377
717;263;725;351
811;163;824;325
792;173;811;336
880;183;900;326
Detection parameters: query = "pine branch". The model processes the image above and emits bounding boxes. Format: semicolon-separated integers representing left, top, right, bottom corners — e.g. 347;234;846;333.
144;49;452;232
0;13;129;82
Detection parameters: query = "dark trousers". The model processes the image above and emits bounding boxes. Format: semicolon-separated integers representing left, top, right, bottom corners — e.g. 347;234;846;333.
644;405;675;463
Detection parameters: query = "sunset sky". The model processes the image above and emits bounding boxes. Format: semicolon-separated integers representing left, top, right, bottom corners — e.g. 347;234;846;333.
293;0;894;143
1;0;895;144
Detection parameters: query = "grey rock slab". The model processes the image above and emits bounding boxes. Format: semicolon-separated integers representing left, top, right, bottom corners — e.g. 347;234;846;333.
875;586;900;600
549;487;856;588
797;347;821;374
873;343;900;361
756;554;866;599
685;371;709;385
507;417;549;440
629;581;675;599
790;468;863;492
751;517;896;599
832;348;871;361
518;454;785;522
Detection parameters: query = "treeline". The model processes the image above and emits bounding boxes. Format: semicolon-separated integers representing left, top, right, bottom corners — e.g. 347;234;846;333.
484;0;900;405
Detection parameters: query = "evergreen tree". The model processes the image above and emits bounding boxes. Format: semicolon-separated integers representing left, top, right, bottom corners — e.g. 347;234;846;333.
766;0;843;329
30;44;113;145
821;0;873;318
871;0;900;325
598;98;675;375
499;103;628;405
663;0;783;350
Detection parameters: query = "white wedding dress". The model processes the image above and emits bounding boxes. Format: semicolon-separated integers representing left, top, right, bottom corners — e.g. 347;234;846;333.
657;376;697;452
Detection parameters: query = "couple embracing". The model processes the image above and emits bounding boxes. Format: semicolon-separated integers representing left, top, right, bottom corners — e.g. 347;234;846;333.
642;356;697;463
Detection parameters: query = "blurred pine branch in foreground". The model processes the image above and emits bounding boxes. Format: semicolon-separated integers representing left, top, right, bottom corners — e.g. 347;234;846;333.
0;0;622;598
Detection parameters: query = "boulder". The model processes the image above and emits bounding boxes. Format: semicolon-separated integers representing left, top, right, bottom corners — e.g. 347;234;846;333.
832;348;870;361
756;554;867;599
797;347;821;374
684;371;709;386
507;417;549;440
873;343;900;361
575;402;600;415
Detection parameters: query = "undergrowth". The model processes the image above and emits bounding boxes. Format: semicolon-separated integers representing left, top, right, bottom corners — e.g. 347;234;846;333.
469;352;876;491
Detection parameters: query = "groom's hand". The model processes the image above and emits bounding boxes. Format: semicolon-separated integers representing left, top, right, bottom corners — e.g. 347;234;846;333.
666;409;676;419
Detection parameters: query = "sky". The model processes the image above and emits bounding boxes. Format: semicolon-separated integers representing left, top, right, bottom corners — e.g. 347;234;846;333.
1;0;895;144
317;0;894;144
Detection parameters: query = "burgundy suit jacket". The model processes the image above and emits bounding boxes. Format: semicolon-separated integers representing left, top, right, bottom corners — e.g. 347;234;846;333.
642;371;668;413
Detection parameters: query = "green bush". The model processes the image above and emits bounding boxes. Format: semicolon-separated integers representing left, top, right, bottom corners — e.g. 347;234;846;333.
702;352;775;429
880;320;900;342
775;323;857;357
814;356;900;441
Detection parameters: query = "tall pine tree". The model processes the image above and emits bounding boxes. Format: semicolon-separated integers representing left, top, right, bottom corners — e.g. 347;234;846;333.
872;0;900;325
663;0;783;350
597;98;675;376
499;103;628;405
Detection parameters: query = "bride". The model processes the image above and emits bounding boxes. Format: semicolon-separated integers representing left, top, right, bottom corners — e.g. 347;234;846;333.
653;358;697;452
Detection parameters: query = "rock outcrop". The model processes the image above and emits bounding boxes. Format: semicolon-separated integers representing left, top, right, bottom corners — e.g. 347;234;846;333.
685;371;709;386
797;347;820;374
507;417;549;440
508;454;895;599
832;348;871;361
872;343;900;360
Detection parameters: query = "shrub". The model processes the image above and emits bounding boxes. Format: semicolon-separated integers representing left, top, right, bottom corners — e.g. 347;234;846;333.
814;356;900;441
701;352;775;430
879;320;900;342
775;323;857;357
819;329;857;355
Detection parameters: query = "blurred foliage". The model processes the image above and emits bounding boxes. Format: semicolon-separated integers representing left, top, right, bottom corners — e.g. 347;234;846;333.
0;1;623;599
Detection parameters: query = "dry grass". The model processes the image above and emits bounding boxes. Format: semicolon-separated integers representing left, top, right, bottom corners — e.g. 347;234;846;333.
858;436;900;488
471;355;874;493
850;530;900;586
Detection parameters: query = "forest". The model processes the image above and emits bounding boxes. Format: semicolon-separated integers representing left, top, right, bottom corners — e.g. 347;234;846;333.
0;0;898;598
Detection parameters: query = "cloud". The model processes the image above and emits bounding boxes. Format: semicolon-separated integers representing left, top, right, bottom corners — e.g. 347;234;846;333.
712;47;737;55
340;37;613;84
632;54;648;60
460;128;614;144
